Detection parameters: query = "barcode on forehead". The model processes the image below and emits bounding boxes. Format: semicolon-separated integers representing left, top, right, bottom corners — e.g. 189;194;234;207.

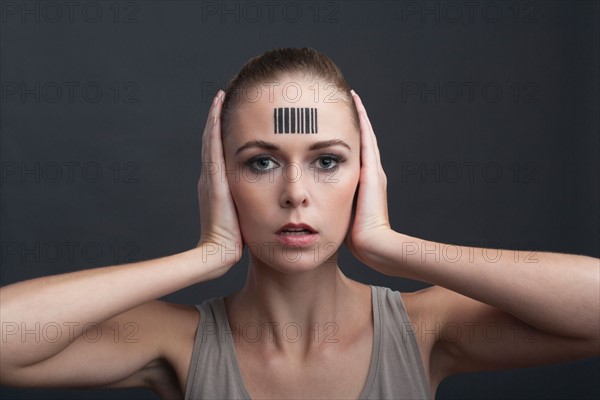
274;107;318;134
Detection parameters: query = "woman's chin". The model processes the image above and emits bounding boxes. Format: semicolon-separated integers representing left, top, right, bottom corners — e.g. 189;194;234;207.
247;245;340;273
256;259;334;274
246;240;341;268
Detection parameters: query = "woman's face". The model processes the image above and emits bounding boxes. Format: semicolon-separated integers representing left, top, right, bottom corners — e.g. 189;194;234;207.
222;76;361;273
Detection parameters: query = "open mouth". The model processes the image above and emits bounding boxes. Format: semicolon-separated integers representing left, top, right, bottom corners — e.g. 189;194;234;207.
276;223;317;235
275;223;318;247
278;228;314;236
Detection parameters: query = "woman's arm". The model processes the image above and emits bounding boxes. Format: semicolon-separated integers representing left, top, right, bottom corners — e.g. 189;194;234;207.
346;89;598;342
369;231;599;341
1;90;242;390
345;90;598;386
0;245;232;373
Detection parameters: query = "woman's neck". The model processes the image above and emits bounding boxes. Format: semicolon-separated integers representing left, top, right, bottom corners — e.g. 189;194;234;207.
223;257;368;357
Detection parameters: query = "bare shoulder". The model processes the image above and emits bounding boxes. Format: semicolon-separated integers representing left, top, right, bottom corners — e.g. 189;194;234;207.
400;283;600;387
397;287;449;397
111;300;201;398
398;283;523;350
149;300;201;395
151;300;201;341
114;299;201;350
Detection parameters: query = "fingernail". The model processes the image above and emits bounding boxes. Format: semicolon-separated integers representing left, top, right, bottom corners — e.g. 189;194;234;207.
350;89;357;96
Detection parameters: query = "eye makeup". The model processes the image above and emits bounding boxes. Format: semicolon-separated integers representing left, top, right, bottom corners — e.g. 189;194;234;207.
243;153;345;174
312;154;345;171
244;154;279;173
274;107;318;134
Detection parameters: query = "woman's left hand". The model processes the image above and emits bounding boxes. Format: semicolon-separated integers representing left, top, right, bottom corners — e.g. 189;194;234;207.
344;90;394;267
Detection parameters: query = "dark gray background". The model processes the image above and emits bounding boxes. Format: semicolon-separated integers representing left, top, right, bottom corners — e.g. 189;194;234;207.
1;0;598;399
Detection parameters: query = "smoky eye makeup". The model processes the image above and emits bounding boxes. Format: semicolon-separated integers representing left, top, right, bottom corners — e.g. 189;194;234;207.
243;154;279;173
243;153;347;174
311;153;346;171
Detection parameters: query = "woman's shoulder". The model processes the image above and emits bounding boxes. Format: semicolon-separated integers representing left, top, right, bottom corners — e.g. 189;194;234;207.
151;300;202;336
137;299;201;320
125;300;202;353
363;284;436;334
140;300;202;394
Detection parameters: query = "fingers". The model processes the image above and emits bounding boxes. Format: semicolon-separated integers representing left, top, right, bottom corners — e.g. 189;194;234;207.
351;90;384;176
202;90;225;165
210;90;226;165
201;90;232;202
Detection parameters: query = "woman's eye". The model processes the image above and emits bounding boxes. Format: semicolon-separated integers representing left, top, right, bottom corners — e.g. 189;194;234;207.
314;155;341;170
246;156;279;172
245;154;344;173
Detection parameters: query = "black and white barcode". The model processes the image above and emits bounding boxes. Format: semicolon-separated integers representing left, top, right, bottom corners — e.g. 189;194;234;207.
274;107;318;134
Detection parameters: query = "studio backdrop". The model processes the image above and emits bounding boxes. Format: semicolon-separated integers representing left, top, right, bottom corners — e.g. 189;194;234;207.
1;1;598;399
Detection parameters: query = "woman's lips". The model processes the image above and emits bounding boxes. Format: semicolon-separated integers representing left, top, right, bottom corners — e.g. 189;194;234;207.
275;231;319;247
275;223;318;247
276;223;317;234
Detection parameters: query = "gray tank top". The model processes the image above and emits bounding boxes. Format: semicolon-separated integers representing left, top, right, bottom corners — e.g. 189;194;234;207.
184;285;432;399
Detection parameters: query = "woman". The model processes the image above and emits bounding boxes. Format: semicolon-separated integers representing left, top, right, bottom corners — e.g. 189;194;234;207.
1;48;598;400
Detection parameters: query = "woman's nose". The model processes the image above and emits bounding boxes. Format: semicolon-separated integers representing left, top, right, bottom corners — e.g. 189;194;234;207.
279;162;310;208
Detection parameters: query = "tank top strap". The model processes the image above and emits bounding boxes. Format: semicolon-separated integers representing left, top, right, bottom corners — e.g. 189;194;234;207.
184;297;248;399
366;285;432;399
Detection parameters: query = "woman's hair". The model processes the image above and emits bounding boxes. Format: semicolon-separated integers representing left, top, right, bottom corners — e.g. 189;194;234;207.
220;47;359;137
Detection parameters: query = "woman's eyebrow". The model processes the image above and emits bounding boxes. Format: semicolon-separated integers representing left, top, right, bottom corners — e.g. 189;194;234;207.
307;139;351;152
235;140;278;155
235;139;351;156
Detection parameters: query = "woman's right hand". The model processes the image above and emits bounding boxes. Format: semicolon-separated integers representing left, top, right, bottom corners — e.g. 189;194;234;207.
197;90;243;268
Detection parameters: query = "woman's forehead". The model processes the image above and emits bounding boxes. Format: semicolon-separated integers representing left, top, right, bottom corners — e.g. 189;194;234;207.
237;76;347;104
229;97;354;135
